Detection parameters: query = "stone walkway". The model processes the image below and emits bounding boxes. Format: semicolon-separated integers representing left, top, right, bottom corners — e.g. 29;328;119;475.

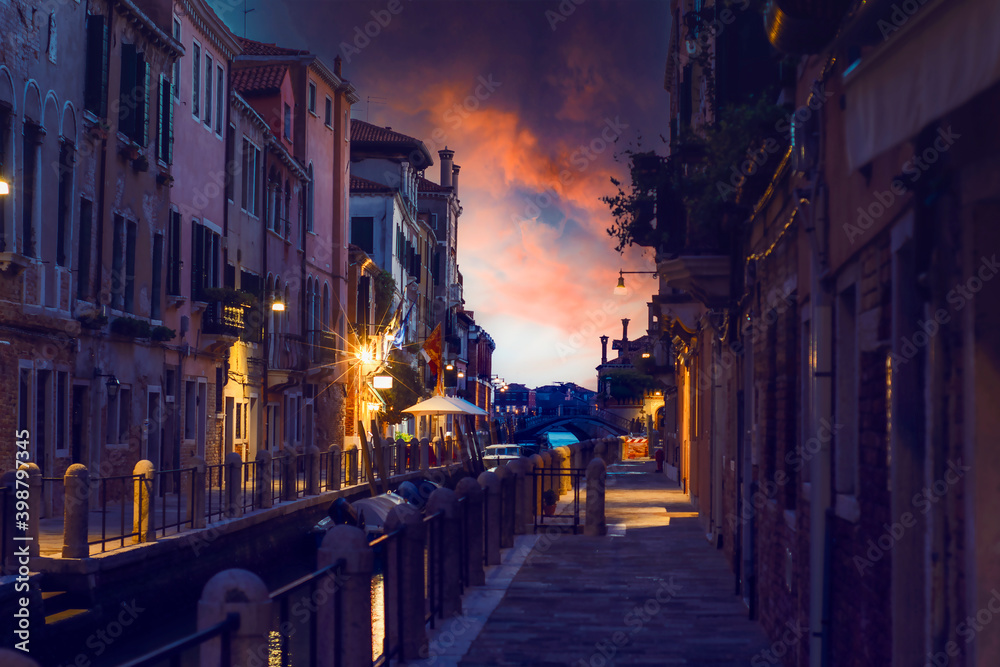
453;459;770;667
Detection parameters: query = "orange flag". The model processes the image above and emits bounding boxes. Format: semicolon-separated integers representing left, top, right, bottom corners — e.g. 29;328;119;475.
422;323;444;395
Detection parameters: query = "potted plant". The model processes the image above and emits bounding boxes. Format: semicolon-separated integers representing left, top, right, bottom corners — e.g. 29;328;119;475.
77;311;108;330
542;489;558;516
150;325;176;342
110;316;152;339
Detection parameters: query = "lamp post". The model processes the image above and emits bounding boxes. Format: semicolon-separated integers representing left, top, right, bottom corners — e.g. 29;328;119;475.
614;269;658;296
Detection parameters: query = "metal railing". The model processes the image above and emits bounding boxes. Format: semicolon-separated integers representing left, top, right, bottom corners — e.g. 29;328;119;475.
423;511;444;629
268;559;347;667
89;473;147;552
242;460;260;514
115;612;239;667
205;463;227;524
529;467;586;534
156;467;196;538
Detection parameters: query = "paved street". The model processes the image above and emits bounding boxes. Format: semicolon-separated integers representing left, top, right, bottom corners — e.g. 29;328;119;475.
456;460;770;666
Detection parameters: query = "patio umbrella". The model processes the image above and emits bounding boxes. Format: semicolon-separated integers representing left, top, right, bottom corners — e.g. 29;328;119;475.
443;395;488;416
402;395;474;415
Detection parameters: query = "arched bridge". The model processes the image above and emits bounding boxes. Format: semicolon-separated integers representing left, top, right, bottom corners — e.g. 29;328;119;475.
513;410;629;442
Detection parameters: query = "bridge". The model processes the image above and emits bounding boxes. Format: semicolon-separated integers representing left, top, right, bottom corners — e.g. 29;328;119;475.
512;408;630;442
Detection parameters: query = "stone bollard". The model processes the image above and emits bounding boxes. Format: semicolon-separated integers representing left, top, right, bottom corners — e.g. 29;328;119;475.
281;449;298;501
327;445;342;492
191;456;207;528
0;648;42;666
254;449;273;509
529;453;544;517
595;441;608;466
132;460;155;544
425;488;462;617
554;447;571;495
225;452;243;518
540;450;554;501
455;477;486;586
345;445;359;487
585;457;607;537
395;438;406;476
384;504;428;661
17;463;41;556
422;438;433;472
494;465;516;548
62;464;89;558
198;569;271;667
318;525;374;667
477;471;502;565
306;445;321;495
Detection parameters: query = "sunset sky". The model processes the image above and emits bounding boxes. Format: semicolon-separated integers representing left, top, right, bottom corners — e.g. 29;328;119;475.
210;0;671;390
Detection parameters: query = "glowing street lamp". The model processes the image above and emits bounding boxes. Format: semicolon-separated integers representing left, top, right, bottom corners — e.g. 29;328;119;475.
0;180;9;196
614;269;657;296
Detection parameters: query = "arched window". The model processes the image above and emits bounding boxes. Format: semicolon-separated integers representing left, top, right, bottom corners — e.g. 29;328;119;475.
322;282;331;329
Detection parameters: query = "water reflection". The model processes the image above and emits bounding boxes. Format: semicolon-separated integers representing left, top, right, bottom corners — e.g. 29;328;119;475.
372;572;385;659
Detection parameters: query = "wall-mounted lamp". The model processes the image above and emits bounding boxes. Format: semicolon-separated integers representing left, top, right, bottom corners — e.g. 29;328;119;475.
0;180;9;196
94;370;121;399
614;269;657;296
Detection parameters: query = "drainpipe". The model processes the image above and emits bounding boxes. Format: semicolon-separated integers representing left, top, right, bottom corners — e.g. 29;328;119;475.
808;180;833;667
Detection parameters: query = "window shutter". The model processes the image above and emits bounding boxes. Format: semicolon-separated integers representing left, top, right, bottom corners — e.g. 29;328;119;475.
119;44;137;137
192;224;204;301
167;78;174;164
140;54;150;145
85;16;108;116
156;75;165;161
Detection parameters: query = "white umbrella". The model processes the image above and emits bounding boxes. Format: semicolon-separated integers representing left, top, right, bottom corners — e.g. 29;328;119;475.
402;395;488;416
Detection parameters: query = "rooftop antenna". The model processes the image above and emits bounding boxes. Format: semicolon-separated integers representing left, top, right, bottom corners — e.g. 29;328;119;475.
243;1;255;38
366;96;386;122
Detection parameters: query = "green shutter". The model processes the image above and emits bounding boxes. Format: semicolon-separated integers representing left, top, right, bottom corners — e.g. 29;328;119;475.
141;56;150;146
156;75;164;161
167;78;174;164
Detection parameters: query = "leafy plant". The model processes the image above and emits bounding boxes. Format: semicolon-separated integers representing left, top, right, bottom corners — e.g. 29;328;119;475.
373;269;396;330
77;312;108;330
150;325;176;342
110;317;152;338
542;489;558;507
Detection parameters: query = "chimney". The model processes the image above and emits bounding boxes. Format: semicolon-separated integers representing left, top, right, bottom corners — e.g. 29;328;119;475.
438;148;455;188
452;164;460;196
600;335;609;364
621;318;630;343
334;55;343;78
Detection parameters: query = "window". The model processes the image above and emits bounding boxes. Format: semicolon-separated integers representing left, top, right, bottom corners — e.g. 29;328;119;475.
834;284;858;496
107;385;131;445
119;45;149;145
152;234;163;320
111;214;124;309
284;103;291;140
204;53;213;127
167;209;181;296
308;81;317;114
241;137;260;216
57;143;73;267
184;380;196;440
172;18;181;99
21;123;39;256
55;372;68;455
191;221;221;301
124;221;137;313
78;199;93;300
216;65;224;135
352;217;374;254
324;97;332;126
157;74;174;163
84;14;109;116
284;180;292;241
192;42;200;117
225;123;236;201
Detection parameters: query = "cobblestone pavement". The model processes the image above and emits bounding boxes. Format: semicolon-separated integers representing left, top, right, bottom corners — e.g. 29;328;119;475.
457;459;772;667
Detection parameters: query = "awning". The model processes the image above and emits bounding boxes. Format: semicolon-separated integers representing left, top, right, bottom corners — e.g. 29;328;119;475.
844;0;1000;171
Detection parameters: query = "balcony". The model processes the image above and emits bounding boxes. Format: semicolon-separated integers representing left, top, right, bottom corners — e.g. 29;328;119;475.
267;333;310;373
306;330;340;365
202;301;248;338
